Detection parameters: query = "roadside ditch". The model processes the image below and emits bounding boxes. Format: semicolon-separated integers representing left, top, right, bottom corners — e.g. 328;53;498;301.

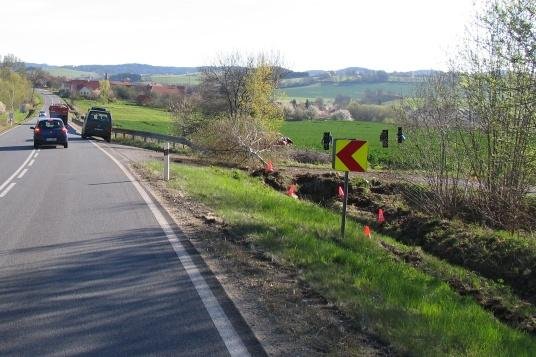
253;169;536;334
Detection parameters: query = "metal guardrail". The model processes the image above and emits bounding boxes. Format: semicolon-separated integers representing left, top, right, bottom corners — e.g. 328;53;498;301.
71;116;197;150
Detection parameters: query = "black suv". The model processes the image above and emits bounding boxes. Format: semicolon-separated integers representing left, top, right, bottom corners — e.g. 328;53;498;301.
81;107;112;142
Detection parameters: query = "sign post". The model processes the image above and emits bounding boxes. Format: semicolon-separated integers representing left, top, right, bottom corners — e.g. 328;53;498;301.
163;142;170;181
332;139;368;238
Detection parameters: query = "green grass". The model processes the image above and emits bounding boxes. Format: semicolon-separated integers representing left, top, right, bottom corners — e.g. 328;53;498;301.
147;161;536;356
43;67;99;79
281;81;417;101
142;73;201;86
281;120;400;167
73;99;173;135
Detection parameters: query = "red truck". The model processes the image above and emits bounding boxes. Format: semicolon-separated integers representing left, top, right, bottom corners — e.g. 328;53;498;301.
49;104;69;126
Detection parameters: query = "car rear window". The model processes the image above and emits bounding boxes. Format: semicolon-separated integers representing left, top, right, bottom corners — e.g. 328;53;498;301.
87;112;111;123
38;120;64;129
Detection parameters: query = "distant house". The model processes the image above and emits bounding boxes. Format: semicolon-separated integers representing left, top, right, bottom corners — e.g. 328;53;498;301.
147;84;185;97
69;80;101;98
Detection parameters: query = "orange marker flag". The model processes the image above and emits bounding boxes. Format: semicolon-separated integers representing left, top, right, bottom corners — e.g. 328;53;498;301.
377;209;385;224
287;184;298;199
363;225;372;239
337;185;345;200
264;160;274;173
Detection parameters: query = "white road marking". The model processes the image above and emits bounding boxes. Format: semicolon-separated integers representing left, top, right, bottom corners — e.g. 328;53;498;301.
90;141;250;357
0;149;35;193
0;125;19;137
17;169;28;179
0;183;16;198
34;152;39;158
28;159;35;167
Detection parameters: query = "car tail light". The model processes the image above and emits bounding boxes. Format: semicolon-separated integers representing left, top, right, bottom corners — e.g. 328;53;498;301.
34;127;40;134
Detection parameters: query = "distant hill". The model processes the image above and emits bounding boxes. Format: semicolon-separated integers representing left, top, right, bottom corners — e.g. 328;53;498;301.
26;63;100;79
27;63;198;77
64;64;199;76
26;61;440;85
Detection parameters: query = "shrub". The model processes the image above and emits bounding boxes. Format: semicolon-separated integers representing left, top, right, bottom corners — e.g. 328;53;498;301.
347;102;395;122
283;103;321;121
328;109;352;121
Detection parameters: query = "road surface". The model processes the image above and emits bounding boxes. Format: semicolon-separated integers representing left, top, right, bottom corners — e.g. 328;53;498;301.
0;91;262;356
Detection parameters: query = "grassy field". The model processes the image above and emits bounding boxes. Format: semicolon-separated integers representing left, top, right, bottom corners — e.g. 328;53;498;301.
73;99;173;135
146;161;536;356
43;67;99;79
142;73;201;86
281;120;399;166
281;81;416;101
72;98;399;166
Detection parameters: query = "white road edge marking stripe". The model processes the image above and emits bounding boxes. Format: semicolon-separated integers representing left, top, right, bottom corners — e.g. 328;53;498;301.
0;149;35;193
17;169;28;179
34;152;39;158
90;141;250;357
28;159;35;167
0;183;16;198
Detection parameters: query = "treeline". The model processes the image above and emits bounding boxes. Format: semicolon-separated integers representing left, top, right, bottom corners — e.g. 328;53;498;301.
0;54;34;117
282;98;396;123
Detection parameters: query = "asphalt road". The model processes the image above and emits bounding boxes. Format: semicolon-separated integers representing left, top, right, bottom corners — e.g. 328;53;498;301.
0;92;261;356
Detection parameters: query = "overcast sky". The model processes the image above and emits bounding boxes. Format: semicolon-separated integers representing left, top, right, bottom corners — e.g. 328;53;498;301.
1;0;480;71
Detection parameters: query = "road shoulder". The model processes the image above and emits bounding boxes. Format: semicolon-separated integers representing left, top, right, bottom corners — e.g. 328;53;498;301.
98;141;393;356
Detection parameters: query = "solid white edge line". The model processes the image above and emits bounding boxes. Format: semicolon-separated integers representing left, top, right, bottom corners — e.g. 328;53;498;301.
0;183;16;198
89;140;250;357
28;159;35;167
0;124;19;137
0;149;36;192
17;169;28;179
34;152;39;158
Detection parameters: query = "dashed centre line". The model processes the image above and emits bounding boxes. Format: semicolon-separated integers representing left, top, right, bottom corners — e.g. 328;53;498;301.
17;169;28;179
0;148;37;199
0;149;35;194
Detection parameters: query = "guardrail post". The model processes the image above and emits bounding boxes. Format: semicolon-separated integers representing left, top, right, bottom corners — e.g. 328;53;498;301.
164;142;170;181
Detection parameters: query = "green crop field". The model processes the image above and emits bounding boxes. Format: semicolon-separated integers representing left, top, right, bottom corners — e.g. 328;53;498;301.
281;120;400;166
281;81;416;101
73;99;173;135
143;73;201;86
43;67;99;79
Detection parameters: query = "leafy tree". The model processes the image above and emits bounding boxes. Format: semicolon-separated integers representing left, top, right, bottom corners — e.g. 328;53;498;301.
333;94;351;109
0;67;31;115
99;80;112;103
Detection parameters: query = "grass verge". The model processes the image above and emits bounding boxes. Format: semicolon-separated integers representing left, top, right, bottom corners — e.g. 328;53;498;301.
145;161;536;356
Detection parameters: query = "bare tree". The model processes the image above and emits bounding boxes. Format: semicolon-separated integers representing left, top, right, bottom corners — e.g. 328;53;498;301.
199;53;253;118
175;53;285;166
400;0;536;230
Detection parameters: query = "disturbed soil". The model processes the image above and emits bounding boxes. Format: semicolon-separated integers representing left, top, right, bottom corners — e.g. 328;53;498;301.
253;168;536;334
